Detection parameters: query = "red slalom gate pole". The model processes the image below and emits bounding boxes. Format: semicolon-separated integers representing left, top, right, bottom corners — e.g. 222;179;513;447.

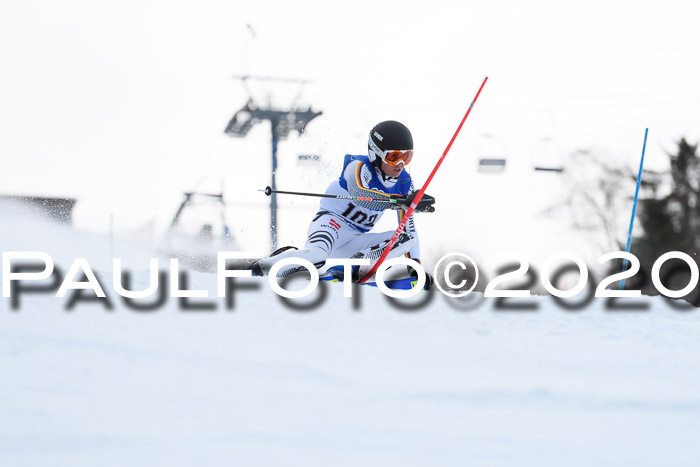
358;76;489;283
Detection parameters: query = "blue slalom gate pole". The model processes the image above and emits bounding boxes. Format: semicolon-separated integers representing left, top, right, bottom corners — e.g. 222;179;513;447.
620;128;649;290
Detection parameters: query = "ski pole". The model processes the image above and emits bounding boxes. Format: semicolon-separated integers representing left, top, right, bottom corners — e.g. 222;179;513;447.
359;76;489;283
260;186;399;204
620;128;649;290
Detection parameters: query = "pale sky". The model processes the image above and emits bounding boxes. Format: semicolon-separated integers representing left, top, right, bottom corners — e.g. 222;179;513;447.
2;0;699;259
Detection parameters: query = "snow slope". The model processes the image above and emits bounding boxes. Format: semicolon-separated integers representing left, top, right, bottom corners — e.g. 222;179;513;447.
2;209;700;466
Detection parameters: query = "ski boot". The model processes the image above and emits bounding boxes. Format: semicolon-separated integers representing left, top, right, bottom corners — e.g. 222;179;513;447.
251;246;298;276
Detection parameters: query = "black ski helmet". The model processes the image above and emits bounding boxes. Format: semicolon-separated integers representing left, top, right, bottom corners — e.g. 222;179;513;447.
367;120;413;169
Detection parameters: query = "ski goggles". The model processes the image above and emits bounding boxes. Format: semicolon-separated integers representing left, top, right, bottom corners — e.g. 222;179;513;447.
381;149;413;167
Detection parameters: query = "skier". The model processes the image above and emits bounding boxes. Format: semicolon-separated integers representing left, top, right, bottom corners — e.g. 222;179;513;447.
252;120;435;284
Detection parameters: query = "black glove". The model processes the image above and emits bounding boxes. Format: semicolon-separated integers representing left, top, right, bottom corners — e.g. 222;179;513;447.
391;191;436;213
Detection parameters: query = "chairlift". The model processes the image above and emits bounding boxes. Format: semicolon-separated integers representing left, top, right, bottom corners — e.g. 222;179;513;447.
162;191;236;272
534;166;564;173
478;158;507;173
531;136;564;174
476;132;508;174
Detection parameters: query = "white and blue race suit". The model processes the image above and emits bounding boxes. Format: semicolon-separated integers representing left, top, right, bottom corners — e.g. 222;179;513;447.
257;154;421;277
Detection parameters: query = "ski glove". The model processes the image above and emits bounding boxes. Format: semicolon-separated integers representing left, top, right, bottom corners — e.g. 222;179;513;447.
391;191;436;213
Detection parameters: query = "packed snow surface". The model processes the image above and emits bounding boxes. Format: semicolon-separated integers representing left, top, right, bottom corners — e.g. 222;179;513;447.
2;210;700;466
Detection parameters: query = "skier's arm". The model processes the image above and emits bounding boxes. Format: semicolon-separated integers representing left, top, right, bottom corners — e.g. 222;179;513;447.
342;161;395;210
